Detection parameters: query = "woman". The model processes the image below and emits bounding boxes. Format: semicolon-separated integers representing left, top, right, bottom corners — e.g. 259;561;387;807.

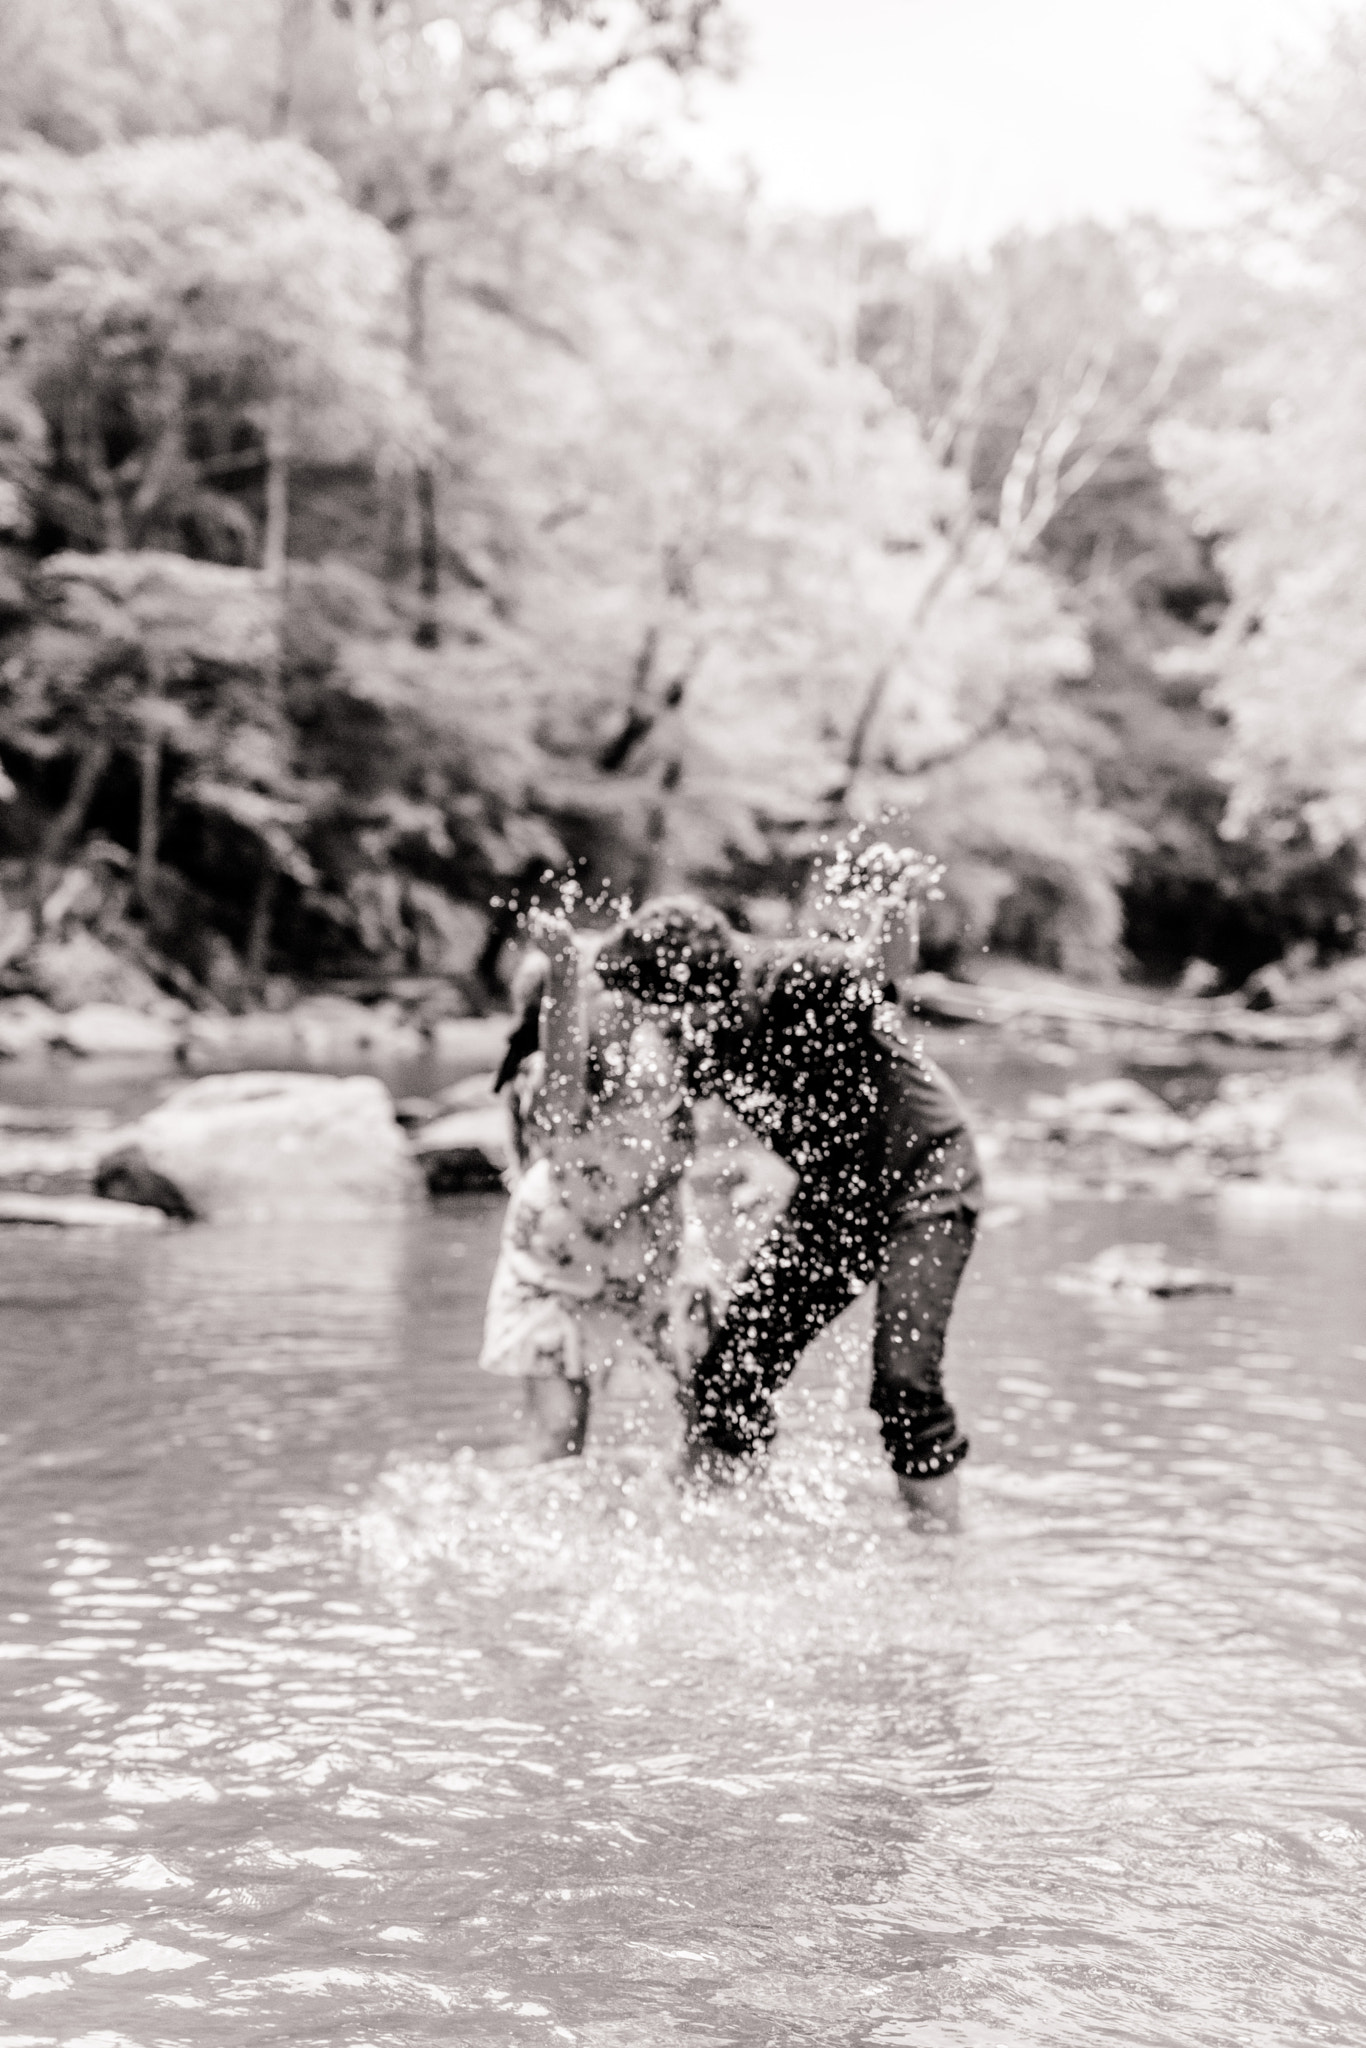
478;910;717;1463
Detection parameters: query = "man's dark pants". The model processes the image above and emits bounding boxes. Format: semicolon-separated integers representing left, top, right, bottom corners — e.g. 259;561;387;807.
689;1130;978;1478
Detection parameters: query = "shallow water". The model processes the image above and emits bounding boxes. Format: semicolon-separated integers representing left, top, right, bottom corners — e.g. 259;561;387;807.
1;1072;1365;2045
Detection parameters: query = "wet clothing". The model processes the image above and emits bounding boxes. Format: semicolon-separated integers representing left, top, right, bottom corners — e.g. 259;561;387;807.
480;1021;719;1391
685;943;981;1475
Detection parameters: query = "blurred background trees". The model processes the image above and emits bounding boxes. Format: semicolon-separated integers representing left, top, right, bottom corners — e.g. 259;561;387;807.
0;0;1361;1007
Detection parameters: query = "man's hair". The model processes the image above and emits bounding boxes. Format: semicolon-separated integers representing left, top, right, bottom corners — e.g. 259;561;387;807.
594;895;741;1007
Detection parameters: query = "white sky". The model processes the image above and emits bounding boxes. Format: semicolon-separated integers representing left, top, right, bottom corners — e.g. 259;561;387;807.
666;0;1341;248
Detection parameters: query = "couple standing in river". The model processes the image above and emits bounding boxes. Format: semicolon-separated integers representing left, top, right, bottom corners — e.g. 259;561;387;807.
477;842;983;1508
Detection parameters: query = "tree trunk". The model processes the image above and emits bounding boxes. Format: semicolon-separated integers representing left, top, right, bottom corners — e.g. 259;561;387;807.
633;755;683;903
43;737;112;867
598;626;660;772
629;667;691;901
414;465;441;648
406;249;441;649
827;535;971;822
271;0;314;135
136;726;161;908
80;395;128;550
245;860;277;990
31;735;113;928
262;398;291;596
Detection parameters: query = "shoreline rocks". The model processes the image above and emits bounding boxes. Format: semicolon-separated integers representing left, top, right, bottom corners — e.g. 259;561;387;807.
0;988;518;1078
907;968;1358;1051
986;1061;1366;1200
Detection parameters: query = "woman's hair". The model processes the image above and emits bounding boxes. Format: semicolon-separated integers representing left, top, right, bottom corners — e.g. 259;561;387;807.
593;896;742;1007
494;948;548;1093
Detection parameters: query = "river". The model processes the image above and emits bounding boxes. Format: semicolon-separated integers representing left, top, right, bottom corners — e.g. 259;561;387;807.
0;1043;1363;2046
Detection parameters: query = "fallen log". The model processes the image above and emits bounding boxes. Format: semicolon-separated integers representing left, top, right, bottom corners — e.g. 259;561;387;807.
905;972;1351;1049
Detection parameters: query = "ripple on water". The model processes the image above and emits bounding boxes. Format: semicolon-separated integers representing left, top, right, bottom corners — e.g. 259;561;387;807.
0;1194;1364;2044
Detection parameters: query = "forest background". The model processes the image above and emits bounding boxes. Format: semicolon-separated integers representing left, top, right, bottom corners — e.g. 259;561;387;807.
2;0;1365;1016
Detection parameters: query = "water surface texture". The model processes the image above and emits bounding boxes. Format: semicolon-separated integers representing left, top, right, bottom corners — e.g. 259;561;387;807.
1;1121;1364;2043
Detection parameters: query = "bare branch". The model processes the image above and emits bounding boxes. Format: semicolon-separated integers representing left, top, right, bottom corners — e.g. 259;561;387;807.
927;299;1009;468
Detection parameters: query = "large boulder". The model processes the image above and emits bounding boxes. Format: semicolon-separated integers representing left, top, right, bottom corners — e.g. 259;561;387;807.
94;1071;421;1222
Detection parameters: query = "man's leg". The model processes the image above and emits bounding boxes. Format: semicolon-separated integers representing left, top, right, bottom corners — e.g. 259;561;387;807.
869;1207;976;1480
688;1202;879;1459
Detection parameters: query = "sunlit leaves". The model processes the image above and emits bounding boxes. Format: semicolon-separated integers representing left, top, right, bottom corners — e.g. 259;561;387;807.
0;131;431;555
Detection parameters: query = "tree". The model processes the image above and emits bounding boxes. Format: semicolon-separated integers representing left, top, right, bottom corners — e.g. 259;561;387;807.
854;217;1358;980
0;131;429;569
1154;11;1366;931
1;551;288;941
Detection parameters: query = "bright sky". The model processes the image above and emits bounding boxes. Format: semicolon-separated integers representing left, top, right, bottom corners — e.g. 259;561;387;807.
669;0;1340;248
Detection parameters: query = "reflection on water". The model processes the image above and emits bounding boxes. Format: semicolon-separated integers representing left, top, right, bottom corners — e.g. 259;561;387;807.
1;1172;1364;2044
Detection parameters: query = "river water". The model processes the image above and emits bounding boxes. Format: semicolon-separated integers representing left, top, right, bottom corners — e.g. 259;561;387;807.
1;1048;1364;2046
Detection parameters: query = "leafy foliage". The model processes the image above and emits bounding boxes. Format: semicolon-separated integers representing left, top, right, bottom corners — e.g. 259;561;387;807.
0;0;1360;1003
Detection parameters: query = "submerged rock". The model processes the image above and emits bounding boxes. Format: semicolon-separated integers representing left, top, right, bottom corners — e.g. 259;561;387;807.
393;1094;440;1130
93;1146;196;1219
411;1088;510;1193
96;1071;422;1221
1056;1242;1234;1299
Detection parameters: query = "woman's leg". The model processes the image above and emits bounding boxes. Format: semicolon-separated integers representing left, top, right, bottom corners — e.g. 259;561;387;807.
869;1207;976;1480
483;1372;590;1466
527;1373;590;1457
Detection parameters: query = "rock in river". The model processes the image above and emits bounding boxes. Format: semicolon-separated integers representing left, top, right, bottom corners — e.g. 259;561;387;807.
53;1003;183;1059
95;1071;422;1222
1055;1242;1234;1299
410;1075;510;1194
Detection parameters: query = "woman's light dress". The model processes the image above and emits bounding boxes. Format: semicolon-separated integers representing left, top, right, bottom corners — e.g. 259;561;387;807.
479;1018;717;1389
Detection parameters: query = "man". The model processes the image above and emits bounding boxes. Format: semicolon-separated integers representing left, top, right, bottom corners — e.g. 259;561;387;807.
593;848;981;1505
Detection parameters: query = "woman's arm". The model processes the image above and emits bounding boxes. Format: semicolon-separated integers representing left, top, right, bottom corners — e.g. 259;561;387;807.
526;909;590;1139
857;892;920;994
832;844;922;996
